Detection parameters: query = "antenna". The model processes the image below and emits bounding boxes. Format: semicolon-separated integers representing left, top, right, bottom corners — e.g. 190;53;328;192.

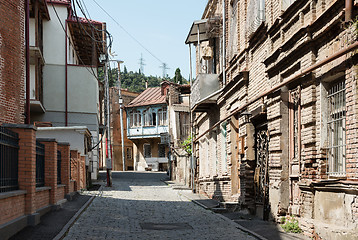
159;63;170;78
138;53;146;74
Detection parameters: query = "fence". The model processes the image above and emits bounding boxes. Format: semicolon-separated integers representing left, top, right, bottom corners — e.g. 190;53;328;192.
0;127;19;193
57;150;61;184
36;141;45;187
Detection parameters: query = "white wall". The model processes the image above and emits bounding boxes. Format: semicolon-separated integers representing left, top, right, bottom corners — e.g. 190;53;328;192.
43;5;67;65
30;18;36;46
30;65;36;99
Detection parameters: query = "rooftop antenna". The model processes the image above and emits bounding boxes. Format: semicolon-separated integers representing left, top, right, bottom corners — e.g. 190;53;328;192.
160;63;170;78
139;53;146;74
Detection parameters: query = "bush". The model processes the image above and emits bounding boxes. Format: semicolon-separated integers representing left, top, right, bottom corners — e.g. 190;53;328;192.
281;216;302;233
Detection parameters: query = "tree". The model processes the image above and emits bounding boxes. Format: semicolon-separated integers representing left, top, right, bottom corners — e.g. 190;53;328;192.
174;68;183;84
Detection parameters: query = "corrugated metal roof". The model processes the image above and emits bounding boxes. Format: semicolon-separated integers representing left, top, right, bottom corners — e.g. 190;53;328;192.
127;87;166;108
47;0;70;5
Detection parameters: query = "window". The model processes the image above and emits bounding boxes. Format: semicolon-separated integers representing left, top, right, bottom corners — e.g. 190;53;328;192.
130;110;142;127
327;81;346;176
158;108;167;126
228;0;238;59
144;109;154;126
246;0;265;36
126;147;133;160
158;144;166;158
144;144;151;158
179;112;190;140
221;121;228;172
282;0;296;11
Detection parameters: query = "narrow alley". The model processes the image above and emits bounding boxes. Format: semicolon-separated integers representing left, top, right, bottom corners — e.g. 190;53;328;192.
62;172;255;240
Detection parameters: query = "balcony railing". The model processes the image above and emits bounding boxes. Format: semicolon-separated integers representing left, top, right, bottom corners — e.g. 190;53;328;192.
128;125;168;139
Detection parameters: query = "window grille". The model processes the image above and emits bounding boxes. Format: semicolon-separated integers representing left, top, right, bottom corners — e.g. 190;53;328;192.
246;0;265;36
327;81;346;176
144;144;151;158
158;144;166;158
228;0;238;59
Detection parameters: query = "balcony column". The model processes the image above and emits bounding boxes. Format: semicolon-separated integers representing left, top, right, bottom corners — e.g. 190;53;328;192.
155;108;159;132
140;109;144;135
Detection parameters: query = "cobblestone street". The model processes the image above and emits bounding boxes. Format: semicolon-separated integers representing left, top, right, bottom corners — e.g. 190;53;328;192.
63;172;255;240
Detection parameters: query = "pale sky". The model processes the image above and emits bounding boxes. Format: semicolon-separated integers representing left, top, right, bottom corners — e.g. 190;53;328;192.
83;0;208;79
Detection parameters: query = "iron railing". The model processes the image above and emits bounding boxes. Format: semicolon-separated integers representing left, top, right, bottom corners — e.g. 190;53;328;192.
0;127;19;193
57;150;61;184
36;141;45;187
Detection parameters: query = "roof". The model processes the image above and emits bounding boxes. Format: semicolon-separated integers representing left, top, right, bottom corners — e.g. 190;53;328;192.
127;87;166;108
46;0;70;5
68;16;103;25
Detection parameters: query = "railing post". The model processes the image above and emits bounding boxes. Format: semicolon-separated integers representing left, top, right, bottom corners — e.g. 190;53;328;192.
58;143;70;195
37;138;57;206
2;124;39;226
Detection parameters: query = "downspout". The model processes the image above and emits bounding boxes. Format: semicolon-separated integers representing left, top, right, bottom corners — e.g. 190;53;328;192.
65;19;68;126
25;0;30;124
345;0;353;22
189;43;195;192
222;0;226;87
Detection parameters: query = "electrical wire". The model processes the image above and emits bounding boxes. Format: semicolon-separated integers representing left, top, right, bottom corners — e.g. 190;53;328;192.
91;0;167;66
48;0;102;81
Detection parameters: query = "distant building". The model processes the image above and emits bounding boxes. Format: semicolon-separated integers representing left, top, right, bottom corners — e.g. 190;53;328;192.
126;84;170;171
110;87;139;171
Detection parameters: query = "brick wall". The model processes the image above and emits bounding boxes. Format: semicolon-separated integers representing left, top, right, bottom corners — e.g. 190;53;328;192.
55;186;65;203
0;194;26;225
35;190;50;210
0;0;25;124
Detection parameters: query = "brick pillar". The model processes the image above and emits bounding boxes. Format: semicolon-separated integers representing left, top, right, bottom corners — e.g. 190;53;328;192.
38;138;57;205
78;152;82;189
2;124;39;226
70;150;79;191
58;143;70;195
81;155;86;189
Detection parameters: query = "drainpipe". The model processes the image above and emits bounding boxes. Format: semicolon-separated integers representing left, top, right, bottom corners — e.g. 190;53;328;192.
25;0;30;124
65;20;68;126
345;0;353;22
222;0;226;87
189;43;195;192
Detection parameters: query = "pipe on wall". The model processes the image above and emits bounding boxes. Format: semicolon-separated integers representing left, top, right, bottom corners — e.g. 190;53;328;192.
25;0;30;124
65;19;68;126
345;0;353;22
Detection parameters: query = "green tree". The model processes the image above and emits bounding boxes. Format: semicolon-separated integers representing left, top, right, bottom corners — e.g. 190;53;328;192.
174;68;183;84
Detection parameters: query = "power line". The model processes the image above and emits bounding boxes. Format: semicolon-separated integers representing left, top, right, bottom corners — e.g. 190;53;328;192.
91;0;167;67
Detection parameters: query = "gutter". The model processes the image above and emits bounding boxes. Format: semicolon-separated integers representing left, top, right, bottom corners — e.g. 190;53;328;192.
192;41;358;144
25;0;30;124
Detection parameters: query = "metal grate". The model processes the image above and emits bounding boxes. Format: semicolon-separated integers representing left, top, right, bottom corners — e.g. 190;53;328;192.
327;81;346;176
57;150;61;184
36;141;45;187
0;127;19;193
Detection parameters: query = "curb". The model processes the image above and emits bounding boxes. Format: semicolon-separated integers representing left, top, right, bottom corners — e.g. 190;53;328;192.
52;186;103;240
170;184;268;240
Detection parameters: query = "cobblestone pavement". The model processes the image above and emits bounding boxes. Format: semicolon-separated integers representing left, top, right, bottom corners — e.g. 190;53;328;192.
63;172;256;240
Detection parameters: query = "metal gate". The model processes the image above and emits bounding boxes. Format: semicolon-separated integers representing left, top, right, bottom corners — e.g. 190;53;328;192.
254;126;270;220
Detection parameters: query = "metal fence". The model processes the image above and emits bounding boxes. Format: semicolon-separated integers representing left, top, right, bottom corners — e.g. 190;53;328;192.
36;141;45;187
0;126;19;193
57;150;61;184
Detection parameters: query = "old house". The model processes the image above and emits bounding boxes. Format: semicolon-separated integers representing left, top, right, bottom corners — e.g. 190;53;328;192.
126;84;170;171
187;0;357;238
166;82;192;186
29;0;107;180
110;87;139;171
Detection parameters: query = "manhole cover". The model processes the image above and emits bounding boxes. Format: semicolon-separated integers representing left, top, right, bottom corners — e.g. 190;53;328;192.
140;222;193;230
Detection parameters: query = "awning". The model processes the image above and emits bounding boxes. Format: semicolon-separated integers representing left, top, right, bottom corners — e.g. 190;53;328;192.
185;19;209;44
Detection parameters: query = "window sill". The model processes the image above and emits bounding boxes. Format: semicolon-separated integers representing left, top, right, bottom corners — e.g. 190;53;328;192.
0;190;27;200
36;186;51;192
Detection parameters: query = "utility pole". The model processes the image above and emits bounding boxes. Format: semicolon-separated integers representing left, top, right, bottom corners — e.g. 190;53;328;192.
116;60;126;171
104;60;112;187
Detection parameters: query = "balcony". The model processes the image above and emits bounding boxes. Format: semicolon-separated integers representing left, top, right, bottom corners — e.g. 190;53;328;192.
191;73;220;112
128;125;168;139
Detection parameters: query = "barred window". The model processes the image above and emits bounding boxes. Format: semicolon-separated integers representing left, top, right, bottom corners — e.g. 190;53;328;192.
144;144;151;158
327;81;346;176
158;144;166;158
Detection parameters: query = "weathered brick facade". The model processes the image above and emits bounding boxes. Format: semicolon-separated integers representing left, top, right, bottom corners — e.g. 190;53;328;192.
0;0;26;124
190;0;357;238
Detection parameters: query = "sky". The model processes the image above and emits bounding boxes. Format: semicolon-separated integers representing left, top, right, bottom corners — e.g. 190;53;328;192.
83;0;208;79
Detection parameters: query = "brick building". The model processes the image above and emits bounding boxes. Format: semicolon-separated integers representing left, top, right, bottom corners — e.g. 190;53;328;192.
110;87;139;171
0;0;26;124
187;0;357;238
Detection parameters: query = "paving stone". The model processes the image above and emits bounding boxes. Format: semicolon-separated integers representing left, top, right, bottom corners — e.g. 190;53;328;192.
63;172;255;240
